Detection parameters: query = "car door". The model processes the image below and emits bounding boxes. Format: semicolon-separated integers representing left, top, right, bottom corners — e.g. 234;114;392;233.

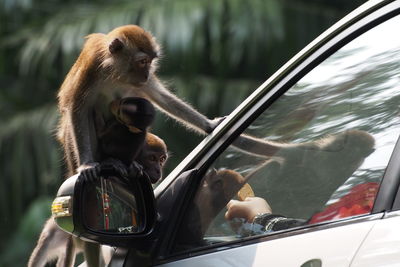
152;5;400;267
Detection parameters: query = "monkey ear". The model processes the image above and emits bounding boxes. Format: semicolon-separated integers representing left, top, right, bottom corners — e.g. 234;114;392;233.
109;38;124;54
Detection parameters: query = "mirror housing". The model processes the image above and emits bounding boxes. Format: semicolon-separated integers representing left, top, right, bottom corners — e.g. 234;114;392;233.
52;169;156;247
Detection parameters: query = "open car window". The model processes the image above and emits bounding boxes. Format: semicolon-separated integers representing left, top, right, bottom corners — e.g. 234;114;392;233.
171;14;400;254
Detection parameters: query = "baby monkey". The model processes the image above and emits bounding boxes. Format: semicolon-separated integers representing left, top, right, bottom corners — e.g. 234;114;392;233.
98;96;168;183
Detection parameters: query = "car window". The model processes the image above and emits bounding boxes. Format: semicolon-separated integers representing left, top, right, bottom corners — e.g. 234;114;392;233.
172;15;400;254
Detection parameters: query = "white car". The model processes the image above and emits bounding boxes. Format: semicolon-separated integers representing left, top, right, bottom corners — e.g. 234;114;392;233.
53;0;400;266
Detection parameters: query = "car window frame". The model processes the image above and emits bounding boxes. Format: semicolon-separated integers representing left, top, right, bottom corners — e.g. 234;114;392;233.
151;2;400;265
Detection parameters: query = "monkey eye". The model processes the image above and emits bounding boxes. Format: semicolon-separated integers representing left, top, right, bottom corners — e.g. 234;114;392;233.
160;155;167;164
137;58;150;68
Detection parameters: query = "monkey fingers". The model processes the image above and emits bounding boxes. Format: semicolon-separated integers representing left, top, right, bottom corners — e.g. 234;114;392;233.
207;116;227;133
100;158;129;178
80;164;101;183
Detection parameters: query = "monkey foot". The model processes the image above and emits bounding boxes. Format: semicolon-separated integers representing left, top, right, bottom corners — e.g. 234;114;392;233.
101;158;129;178
79;163;101;182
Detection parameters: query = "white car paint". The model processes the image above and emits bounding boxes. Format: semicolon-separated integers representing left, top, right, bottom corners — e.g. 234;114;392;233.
159;218;378;267
351;212;400;267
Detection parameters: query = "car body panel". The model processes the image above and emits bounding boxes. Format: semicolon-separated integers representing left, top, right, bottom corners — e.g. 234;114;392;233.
351;212;400;266
158;219;378;267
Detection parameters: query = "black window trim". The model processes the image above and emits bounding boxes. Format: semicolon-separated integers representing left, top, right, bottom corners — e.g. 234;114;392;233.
152;2;400;265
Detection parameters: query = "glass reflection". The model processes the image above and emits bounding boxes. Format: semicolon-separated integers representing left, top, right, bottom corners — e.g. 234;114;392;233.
198;15;400;241
83;177;143;234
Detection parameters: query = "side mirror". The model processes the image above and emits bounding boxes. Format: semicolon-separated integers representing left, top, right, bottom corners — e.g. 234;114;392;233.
51;169;156;247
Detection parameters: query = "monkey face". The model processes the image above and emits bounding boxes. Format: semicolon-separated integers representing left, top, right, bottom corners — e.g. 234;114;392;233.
138;149;168;184
106;25;160;86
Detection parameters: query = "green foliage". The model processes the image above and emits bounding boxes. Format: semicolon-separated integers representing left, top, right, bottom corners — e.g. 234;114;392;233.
0;0;366;264
0;197;52;267
0;105;61;248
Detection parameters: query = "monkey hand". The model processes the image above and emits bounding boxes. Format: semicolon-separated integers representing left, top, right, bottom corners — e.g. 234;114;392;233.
78;162;101;182
128;161;144;178
206;116;227;133
100;158;129;178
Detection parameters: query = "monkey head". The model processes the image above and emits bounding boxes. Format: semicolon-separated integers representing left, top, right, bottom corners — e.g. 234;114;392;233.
137;133;168;183
103;25;160;86
109;97;155;132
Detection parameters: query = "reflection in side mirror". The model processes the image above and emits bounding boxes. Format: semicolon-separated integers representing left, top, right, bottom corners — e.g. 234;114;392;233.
52;170;156;247
82;176;143;234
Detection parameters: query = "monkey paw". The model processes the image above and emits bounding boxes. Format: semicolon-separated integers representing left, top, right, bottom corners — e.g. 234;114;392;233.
79;163;101;183
100;158;129;178
207;116;227;133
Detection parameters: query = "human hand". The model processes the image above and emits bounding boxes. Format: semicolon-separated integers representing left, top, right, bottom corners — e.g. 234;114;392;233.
225;197;272;223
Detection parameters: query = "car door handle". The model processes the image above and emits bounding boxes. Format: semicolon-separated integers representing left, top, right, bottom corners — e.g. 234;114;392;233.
301;259;322;267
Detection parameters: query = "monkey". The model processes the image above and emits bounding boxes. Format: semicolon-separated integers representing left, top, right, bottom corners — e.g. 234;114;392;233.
136;133;168;184
97;97;168;183
56;24;222;180
199;130;376;222
98;114;168;183
174;130;376;249
95;96;156;180
45;25;221;267
248;129;376;219
99;97;156;164
29;97;167;267
175;169;247;247
28;135;169;267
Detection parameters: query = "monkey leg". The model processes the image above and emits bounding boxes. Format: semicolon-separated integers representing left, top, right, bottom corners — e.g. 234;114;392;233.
56;235;76;267
28;218;72;267
82;241;102;267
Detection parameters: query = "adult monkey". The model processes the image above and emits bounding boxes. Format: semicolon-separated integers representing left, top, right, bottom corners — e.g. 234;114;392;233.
57;25;222;179
52;25;222;266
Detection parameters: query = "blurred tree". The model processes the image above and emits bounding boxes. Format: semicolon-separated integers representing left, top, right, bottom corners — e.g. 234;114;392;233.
0;0;365;265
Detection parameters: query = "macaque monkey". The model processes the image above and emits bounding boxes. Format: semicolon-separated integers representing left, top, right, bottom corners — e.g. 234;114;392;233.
96;96;156;180
28;133;168;267
176;169;247;246
40;25;219;267
29;96;169;267
99;97;156;165
98;97;168;183
57;24;222;179
136;133;168;183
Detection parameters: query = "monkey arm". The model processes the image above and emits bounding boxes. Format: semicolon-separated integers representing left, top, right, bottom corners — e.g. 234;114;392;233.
233;134;289;158
143;77;219;134
69;108;99;171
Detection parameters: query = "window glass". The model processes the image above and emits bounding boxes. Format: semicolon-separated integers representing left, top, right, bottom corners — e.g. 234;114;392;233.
173;15;400;253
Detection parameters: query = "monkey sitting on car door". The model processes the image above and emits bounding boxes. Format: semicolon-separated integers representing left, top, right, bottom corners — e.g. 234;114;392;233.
28;97;168;267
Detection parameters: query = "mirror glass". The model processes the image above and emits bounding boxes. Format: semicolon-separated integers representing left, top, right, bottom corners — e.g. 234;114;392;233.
82;176;144;234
